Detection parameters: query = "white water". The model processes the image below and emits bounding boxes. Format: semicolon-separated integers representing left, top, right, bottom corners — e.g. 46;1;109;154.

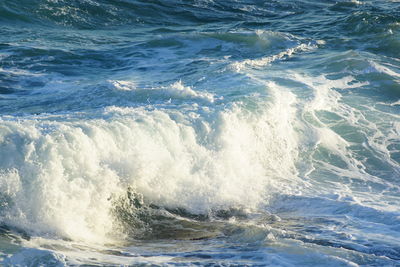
1;14;400;264
0;79;305;245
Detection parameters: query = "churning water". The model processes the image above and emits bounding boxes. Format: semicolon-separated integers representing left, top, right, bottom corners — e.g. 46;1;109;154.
0;0;399;266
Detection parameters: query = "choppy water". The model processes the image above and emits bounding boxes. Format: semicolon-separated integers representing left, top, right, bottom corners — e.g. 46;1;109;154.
0;0;399;266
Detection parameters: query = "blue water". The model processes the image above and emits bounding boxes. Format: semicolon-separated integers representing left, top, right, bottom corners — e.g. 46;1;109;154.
0;0;400;266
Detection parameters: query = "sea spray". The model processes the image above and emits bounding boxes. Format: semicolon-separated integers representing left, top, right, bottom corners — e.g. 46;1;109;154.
0;88;301;243
1;0;400;265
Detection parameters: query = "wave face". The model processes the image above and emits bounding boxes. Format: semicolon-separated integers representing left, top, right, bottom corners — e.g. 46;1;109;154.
1;0;400;266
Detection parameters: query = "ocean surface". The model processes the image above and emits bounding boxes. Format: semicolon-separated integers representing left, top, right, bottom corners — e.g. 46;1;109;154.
0;0;399;266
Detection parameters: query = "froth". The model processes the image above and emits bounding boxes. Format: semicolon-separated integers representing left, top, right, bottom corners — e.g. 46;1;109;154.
108;80;217;103
231;43;317;72
0;86;301;243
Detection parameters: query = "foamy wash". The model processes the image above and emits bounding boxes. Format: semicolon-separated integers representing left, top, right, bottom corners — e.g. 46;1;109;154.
0;0;399;266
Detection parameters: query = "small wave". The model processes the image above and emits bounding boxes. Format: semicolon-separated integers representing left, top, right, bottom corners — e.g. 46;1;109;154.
108;80;217;103
362;61;400;79
231;42;318;71
0;0;301;29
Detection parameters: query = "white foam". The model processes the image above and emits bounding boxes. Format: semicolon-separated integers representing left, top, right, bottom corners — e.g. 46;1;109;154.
108;80;217;103
286;73;400;204
0;67;42;76
166;80;216;102
363;61;400;79
109;80;137;91
231;43;317;72
388;100;400;106
0;83;301;243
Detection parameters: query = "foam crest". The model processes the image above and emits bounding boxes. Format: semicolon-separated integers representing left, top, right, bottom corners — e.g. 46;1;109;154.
231;42;318;71
364;61;400;79
0;86;301;243
0;120;122;243
167;81;216;102
108;80;217;103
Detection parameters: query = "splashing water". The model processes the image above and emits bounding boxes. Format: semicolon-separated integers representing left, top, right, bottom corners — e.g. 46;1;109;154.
0;0;400;266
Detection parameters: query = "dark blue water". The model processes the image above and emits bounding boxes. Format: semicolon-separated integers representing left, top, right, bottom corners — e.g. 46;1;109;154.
0;0;399;266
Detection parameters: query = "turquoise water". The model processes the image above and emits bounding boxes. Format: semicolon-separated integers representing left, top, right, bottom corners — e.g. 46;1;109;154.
0;0;399;266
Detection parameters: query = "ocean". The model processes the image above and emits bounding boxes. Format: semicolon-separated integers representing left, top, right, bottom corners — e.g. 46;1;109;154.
0;0;399;266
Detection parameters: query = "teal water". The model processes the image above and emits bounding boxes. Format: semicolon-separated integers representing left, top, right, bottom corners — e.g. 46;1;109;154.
0;0;399;266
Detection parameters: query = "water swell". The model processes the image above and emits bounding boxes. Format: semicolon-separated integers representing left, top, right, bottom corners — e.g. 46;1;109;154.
0;0;294;29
